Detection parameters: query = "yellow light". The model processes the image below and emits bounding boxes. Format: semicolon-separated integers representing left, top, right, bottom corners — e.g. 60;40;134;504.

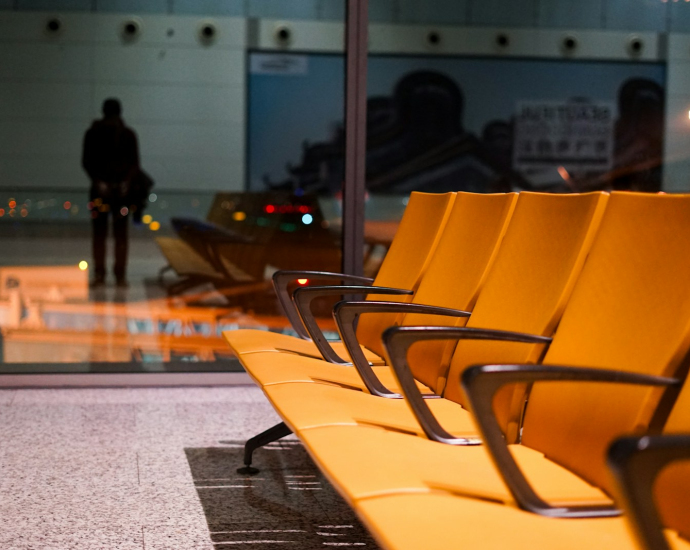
149;221;161;231
142;214;152;224
78;261;88;271
297;278;308;285
233;211;247;221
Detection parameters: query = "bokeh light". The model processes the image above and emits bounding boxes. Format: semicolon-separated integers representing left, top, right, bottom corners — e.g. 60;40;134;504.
149;221;161;231
302;213;313;225
142;214;152;224
233;211;247;221
78;261;88;271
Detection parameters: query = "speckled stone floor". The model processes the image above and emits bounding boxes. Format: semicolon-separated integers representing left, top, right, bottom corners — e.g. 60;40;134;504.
0;387;379;549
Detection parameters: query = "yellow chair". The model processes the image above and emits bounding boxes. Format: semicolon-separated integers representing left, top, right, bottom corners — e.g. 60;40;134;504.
225;191;457;366
260;191;608;445
294;192;690;514
238;191;518;396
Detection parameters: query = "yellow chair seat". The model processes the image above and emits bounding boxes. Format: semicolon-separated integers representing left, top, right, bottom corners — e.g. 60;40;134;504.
356;492;690;550
262;382;478;437
239;351;432;393
224;329;386;364
299;425;610;506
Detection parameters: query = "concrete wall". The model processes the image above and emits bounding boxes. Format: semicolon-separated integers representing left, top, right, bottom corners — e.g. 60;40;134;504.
0;12;246;192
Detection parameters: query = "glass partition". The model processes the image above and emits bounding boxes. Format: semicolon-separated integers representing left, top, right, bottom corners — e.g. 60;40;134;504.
0;3;347;375
3;0;690;378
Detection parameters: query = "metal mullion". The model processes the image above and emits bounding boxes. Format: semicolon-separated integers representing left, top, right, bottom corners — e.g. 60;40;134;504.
342;0;368;276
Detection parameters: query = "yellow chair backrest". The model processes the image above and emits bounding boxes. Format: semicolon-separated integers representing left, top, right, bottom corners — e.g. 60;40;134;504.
356;192;456;357
443;192;609;435
403;192;519;393
522;192;690;496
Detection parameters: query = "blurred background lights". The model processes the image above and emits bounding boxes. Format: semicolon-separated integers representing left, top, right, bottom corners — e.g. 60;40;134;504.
233;211;247;221
149;221;161;231
142;214;152;224
297;278;308;285
301;213;313;225
148;193;157;202
78;261;88;271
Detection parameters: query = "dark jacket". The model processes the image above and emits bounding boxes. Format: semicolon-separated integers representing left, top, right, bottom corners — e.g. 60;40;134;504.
82;117;139;187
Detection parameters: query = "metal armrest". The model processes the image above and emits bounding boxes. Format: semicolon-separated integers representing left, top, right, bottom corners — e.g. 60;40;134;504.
608;433;690;550
292;285;413;364
461;363;679;519
383;326;552;444
272;270;374;339
334;301;471;398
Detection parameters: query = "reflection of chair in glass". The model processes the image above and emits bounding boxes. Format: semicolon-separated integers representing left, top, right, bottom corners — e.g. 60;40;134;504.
224;191;458;365
156;192;341;297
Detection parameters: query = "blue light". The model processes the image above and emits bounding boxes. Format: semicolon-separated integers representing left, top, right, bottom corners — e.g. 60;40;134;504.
302;213;313;225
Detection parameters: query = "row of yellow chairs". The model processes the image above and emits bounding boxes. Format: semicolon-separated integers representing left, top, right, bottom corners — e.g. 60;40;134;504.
224;191;690;550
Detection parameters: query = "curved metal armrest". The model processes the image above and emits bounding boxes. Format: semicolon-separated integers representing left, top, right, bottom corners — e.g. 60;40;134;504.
608;433;690;550
272;270;374;339
334;302;472;398
461;363;679;519
292;285;413;364
383;326;551;445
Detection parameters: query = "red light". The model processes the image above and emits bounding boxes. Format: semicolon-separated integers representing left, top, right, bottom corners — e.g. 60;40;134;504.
0;209;4;217
298;205;310;214
297;278;308;285
8;200;16;209
265;204;275;213
64;201;71;210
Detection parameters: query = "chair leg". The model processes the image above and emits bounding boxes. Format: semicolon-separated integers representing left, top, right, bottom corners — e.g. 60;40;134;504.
237;422;293;475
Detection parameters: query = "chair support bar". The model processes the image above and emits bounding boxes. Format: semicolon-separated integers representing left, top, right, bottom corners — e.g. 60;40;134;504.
293;285;413;364
383;326;552;445
461;363;679;519
334;301;471;398
272;270;374;340
608;433;690;550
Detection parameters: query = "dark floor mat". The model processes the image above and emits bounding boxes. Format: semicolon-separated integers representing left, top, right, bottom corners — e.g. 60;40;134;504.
185;439;381;548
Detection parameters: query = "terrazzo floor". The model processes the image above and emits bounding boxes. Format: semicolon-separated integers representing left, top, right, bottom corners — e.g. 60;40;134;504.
0;387;379;549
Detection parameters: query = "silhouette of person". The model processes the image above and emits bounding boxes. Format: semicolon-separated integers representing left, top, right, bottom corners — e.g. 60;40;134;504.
82;98;139;288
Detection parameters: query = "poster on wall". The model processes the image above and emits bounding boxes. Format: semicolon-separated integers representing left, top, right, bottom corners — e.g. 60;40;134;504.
248;53;665;194
513;101;615;172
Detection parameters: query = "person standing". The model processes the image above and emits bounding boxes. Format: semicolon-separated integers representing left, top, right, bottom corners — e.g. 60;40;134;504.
82;98;139;288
